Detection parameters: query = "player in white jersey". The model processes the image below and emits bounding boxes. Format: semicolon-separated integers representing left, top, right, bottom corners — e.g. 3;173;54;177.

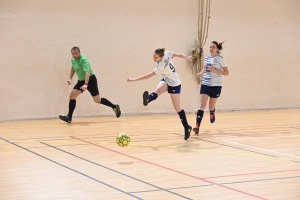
127;48;193;140
193;41;229;134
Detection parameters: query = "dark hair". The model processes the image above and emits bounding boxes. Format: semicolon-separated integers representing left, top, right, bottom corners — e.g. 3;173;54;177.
154;47;166;57
211;41;224;53
71;46;80;53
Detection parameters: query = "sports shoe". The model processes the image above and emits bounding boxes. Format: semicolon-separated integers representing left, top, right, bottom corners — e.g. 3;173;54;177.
59;115;72;123
113;104;121;118
143;91;149;106
184;125;192;140
193;127;199;134
210;113;215;123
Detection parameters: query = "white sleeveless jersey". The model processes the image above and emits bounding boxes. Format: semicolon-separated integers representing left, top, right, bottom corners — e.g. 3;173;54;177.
153;51;181;86
202;55;227;86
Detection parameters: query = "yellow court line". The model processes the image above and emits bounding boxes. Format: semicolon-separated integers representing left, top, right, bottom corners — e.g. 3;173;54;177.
0;112;299;130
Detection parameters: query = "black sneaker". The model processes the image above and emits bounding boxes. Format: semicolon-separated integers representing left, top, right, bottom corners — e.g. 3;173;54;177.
59;115;72;123
193;127;199;134
113;104;121;118
184;125;192;140
143;91;149;106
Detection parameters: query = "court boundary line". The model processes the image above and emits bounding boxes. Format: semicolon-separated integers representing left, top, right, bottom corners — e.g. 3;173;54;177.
71;136;268;200
0;116;298;130
129;175;300;194
41;142;192;200
224;139;300;159
226;135;300;141
24;136;300;163
174;133;299;162
202;168;300;179
271;148;300;151
130;184;213;194
0;137;142;200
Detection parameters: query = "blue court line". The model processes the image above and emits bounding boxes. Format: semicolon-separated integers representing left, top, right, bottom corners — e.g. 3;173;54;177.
173;133;300;163
0;137;141;200
41;142;192;200
129;175;300;194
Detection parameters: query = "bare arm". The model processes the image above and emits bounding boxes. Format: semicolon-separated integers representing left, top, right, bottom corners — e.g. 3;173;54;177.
80;71;90;91
174;53;193;61
68;68;75;85
70;68;75;79
209;67;229;76
84;71;90;84
197;69;205;77
127;71;155;82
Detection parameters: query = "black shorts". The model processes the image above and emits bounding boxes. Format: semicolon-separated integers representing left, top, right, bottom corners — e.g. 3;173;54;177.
74;74;99;96
200;84;222;98
161;78;181;94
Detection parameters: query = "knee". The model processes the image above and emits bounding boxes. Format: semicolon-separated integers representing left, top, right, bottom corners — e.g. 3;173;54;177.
94;97;101;103
200;101;206;110
70;93;77;99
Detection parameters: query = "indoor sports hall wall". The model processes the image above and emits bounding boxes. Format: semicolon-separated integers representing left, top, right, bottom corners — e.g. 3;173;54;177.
0;0;299;121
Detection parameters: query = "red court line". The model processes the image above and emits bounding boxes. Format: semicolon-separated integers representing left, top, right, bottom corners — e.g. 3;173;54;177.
71;136;267;200
202;169;300;179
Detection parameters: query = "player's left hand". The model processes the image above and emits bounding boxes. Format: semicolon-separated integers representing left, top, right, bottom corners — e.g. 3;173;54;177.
208;66;216;73
188;55;193;61
80;85;87;91
197;72;203;77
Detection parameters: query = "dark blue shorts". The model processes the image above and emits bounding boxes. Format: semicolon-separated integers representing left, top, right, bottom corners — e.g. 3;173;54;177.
161;78;181;94
200;84;222;98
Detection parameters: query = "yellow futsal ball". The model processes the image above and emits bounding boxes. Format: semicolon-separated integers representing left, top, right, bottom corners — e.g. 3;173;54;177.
116;133;130;147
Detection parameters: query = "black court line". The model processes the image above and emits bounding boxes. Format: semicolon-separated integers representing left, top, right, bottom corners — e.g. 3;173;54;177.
0;137;141;200
27;144;89;149
41;142;192;200
129;176;300;194
22;136;186;143
27;136;219;149
173;133;300;164
223;175;300;185
9;136;65;140
11;132;183;143
130;184;213;194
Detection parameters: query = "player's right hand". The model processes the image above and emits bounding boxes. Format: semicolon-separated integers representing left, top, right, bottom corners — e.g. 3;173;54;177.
127;77;135;82
197;72;202;77
68;79;72;85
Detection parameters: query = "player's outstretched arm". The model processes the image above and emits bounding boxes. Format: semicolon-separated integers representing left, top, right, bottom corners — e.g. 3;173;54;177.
174;53;193;61
127;71;155;82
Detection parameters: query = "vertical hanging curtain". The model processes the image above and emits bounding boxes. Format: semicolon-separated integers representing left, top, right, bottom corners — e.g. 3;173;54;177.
191;0;211;84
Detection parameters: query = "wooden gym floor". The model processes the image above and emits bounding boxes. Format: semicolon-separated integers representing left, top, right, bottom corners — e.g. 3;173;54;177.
1;109;300;200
